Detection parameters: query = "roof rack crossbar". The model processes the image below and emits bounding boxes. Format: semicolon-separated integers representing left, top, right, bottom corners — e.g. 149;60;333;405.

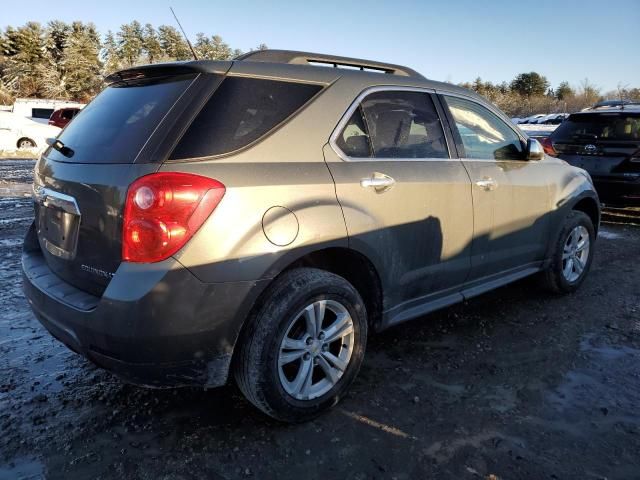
235;49;424;79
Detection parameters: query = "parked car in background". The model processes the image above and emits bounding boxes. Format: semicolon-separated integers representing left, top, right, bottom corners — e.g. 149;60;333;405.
518;114;546;124
542;105;640;206
10;98;85;125
48;107;82;128
22;50;600;422
591;99;640;109
0;111;61;150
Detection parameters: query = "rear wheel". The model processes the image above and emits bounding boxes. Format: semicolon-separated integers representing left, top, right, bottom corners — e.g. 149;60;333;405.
541;211;595;293
17;138;36;149
234;268;367;422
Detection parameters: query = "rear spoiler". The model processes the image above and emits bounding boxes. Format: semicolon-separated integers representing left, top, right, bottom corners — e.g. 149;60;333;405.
105;61;232;85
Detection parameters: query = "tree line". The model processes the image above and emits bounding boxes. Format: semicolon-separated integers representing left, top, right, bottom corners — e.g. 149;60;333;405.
0;20;266;103
1;21;638;116
460;72;640;117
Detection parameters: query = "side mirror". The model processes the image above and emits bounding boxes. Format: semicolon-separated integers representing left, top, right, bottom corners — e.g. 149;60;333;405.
526;138;545;161
45;138;56;147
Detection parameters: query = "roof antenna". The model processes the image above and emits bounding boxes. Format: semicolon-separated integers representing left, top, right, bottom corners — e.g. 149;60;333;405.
170;7;198;61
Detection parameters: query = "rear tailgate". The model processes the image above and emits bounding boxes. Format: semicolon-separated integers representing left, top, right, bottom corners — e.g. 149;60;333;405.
33;161;158;296
32;64;229;296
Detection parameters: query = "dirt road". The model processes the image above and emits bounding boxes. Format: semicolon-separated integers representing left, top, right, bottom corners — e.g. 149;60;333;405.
1;159;639;479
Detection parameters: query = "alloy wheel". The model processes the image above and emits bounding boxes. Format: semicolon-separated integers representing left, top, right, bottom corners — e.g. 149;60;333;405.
278;299;355;401
562;225;590;282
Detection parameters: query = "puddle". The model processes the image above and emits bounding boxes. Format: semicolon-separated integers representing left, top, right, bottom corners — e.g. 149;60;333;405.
0;456;45;479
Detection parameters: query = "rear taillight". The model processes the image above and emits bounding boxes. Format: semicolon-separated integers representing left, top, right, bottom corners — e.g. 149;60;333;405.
540;137;557;156
123;172;225;263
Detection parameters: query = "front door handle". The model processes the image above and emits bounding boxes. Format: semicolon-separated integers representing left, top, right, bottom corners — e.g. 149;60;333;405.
475;177;497;191
360;173;395;193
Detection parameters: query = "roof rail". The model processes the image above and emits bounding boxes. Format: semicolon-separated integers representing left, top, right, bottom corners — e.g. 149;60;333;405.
235;49;425;79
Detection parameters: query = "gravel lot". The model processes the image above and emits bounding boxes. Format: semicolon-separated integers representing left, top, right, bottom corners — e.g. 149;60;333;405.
1;159;639;479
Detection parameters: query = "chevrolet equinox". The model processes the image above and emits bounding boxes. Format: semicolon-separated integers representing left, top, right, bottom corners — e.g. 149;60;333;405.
22;50;600;422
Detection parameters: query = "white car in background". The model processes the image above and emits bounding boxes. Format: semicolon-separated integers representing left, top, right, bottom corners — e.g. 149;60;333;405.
0;112;61;151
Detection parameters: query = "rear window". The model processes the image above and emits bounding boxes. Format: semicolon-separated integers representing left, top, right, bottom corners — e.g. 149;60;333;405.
47;76;194;164
553;113;640;142
170;77;322;160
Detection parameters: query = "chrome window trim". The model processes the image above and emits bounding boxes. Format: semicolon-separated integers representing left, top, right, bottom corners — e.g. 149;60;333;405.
329;85;455;163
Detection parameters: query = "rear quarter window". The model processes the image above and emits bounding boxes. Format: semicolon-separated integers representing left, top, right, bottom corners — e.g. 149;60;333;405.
170;77;322;160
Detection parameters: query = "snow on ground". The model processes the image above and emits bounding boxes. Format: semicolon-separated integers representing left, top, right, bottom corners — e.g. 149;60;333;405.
518;124;558;132
599;228;623;240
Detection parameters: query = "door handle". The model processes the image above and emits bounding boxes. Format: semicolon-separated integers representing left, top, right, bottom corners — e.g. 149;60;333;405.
475;177;497;191
360;173;395;192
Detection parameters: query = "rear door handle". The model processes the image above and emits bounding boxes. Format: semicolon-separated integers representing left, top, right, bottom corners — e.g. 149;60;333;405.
360;173;395;192
475;177;497;191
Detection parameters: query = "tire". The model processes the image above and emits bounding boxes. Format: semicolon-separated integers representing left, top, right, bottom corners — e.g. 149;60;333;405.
234;268;368;423
541;210;595;293
17;138;36;149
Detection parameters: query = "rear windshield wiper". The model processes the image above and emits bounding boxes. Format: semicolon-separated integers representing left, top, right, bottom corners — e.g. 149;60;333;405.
45;138;74;158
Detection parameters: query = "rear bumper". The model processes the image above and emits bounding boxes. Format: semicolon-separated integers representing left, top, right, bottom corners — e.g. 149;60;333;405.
22;223;268;388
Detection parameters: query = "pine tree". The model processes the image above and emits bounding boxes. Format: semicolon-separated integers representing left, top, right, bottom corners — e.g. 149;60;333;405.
3;22;47;97
117;21;144;67
142;24;163;63
195;33;233;60
63;22;103;101
158;25;191;60
37;21;71;99
102;31;121;74
555;81;574;100
0;21;262;101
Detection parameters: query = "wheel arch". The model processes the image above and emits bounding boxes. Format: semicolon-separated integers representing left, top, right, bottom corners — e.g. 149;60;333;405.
230;246;383;374
282;247;383;328
571;196;600;234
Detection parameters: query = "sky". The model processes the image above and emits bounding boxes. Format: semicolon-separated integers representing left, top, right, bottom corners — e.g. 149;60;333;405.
2;0;639;92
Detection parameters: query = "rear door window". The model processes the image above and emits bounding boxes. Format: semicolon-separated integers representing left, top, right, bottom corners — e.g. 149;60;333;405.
443;95;524;160
170;77;322;159
553;113;640;142
47;75;195;164
336;90;449;159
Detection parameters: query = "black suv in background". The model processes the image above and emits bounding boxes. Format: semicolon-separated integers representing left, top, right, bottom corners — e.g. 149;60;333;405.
543;106;640;206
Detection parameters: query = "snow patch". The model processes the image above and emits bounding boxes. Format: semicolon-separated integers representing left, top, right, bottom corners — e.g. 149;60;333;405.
599;230;622;240
0;238;23;248
0;216;32;225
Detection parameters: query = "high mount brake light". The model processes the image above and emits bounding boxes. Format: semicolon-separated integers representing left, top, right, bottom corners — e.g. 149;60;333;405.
123;172;225;263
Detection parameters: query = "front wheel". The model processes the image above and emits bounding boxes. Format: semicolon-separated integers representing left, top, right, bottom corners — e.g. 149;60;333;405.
234;268;368;422
541;210;595;293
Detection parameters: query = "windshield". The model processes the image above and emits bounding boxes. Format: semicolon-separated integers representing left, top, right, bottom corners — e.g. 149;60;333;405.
553;113;640;142
47;75;195;163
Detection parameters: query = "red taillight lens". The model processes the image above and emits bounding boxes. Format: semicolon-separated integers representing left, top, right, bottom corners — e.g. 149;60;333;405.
123;172;225;263
540;136;557;156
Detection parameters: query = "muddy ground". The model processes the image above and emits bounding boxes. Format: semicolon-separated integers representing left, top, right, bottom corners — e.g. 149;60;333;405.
1;159;639;479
